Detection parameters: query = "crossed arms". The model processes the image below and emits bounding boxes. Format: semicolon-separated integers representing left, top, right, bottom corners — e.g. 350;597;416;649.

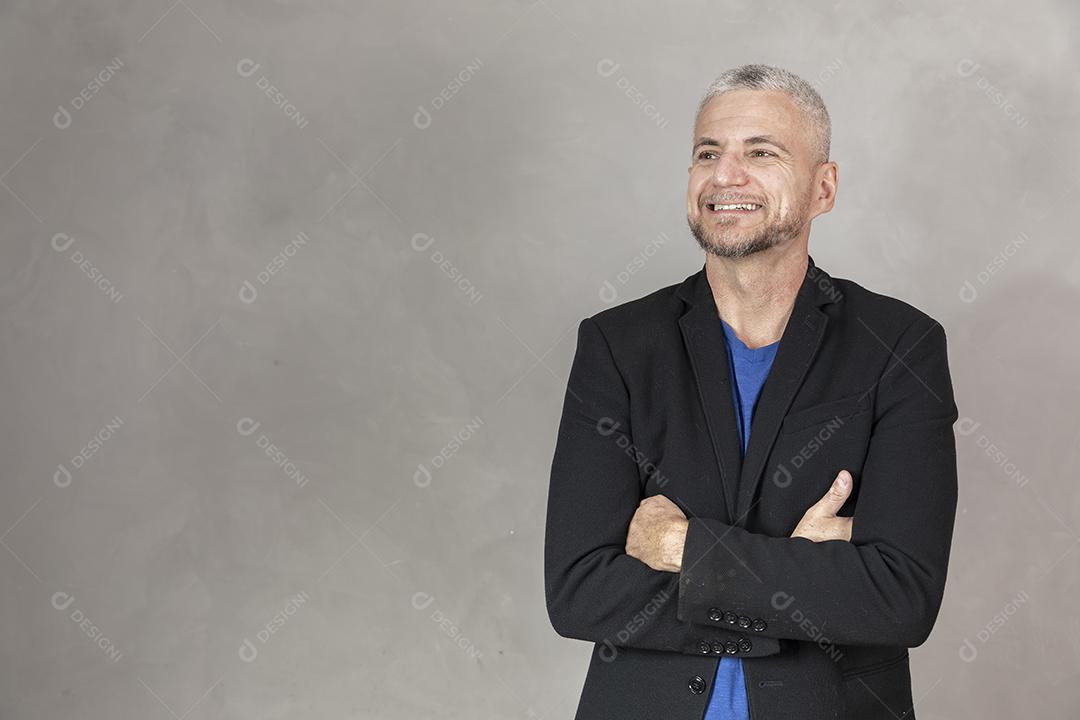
544;315;959;656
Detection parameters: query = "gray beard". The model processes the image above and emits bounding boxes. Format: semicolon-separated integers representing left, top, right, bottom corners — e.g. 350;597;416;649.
687;197;809;259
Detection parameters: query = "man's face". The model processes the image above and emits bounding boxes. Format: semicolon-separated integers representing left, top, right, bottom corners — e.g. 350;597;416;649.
687;89;831;259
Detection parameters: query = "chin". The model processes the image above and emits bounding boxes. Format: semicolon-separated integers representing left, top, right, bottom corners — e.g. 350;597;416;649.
697;230;778;259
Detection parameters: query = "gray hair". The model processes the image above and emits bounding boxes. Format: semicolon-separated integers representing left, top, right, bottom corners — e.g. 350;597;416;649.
695;64;831;165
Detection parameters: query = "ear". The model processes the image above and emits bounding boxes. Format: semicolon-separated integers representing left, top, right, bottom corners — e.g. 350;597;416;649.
812;161;839;216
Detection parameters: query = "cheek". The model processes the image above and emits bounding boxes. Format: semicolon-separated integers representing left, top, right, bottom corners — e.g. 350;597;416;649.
688;167;712;192
686;174;702;197
686;183;703;212
774;171;803;206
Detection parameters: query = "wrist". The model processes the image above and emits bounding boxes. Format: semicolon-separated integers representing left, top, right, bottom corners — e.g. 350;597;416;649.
665;517;689;571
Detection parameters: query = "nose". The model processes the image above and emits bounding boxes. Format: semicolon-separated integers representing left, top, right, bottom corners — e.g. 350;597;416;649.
710;151;750;187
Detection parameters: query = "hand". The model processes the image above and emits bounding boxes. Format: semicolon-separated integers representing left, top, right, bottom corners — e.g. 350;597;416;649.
791;469;855;542
625;495;688;572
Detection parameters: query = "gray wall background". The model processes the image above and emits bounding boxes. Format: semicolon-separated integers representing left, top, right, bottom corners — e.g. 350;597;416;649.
0;0;1077;717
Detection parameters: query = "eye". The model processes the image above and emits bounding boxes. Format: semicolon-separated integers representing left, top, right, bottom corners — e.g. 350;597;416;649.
751;149;775;158
696;150;717;160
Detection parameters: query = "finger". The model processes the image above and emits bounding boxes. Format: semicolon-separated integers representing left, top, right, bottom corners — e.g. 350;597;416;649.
810;470;852;517
793;515;852;543
824;517;853;542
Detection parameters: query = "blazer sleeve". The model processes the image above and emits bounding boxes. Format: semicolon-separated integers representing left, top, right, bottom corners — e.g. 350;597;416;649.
545;317;780;658
677;315;960;648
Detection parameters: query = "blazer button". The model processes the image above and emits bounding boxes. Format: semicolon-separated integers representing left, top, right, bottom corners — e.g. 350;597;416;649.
724;641;739;654
708;608;723;622
738;638;752;653
737;615;752;628
698;641;712;655
711;641;724;655
688;675;707;694
723;612;738;625
751;618;767;632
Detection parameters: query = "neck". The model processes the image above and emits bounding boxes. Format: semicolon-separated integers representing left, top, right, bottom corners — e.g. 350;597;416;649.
704;245;808;349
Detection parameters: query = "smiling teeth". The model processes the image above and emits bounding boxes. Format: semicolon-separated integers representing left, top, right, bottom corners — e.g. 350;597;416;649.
713;203;760;211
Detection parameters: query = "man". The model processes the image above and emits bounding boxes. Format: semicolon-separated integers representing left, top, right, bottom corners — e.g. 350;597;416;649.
544;64;958;719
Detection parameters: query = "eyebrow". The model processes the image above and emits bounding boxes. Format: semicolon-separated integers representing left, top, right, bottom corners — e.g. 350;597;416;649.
693;135;791;155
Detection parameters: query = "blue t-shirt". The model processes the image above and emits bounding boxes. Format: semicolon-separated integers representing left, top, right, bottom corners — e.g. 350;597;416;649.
704;316;780;720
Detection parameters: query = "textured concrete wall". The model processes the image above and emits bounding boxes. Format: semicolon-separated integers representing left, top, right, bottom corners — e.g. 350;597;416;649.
0;0;1076;717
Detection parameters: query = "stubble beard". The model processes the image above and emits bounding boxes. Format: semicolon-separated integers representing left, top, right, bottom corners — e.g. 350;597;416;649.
687;189;811;259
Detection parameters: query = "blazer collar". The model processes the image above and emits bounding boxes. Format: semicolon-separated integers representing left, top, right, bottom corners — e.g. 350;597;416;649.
676;254;842;524
675;253;842;310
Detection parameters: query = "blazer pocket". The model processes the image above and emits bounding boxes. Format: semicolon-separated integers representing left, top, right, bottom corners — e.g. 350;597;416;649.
841;649;909;680
781;392;871;435
841;650;913;720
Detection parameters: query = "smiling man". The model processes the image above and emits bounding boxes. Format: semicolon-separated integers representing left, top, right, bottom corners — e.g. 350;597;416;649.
545;65;959;719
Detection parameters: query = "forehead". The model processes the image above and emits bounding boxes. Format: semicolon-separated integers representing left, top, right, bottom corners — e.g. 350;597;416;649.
693;89;807;148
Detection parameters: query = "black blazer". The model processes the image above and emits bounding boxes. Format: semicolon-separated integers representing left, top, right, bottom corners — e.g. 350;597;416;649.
544;255;959;719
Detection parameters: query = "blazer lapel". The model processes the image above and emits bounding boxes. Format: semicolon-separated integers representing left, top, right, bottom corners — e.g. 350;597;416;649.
678;277;743;523
676;254;843;527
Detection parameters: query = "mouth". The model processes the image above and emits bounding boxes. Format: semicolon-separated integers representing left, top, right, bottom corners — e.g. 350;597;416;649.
705;201;763;215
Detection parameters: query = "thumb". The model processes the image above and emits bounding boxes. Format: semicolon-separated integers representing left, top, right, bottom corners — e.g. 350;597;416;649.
813;470;852;517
